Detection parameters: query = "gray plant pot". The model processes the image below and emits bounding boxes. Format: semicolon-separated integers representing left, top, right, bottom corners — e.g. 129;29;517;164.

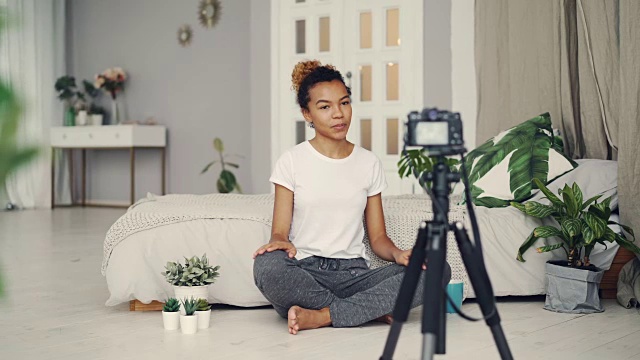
544;260;605;314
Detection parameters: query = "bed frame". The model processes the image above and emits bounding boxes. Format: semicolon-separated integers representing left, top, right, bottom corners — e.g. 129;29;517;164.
128;247;636;311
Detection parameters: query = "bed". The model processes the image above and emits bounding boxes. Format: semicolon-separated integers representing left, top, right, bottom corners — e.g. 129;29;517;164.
103;159;624;309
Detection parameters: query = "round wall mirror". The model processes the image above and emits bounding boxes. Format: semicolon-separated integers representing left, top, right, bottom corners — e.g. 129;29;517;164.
198;0;222;28
177;25;193;47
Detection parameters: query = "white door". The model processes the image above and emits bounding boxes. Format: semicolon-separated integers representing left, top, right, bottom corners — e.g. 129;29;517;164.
271;0;423;195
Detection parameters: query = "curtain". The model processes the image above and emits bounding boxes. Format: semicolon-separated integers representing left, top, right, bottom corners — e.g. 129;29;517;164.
0;0;68;208
474;0;613;160
475;0;640;247
618;0;640;254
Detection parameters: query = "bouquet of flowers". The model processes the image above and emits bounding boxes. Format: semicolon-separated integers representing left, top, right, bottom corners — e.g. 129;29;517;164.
94;67;127;99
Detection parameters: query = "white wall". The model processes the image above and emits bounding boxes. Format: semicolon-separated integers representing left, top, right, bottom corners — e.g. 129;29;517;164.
68;0;253;201
451;0;477;150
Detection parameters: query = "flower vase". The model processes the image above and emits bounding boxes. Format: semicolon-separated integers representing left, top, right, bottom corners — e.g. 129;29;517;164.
64;107;75;126
111;99;119;125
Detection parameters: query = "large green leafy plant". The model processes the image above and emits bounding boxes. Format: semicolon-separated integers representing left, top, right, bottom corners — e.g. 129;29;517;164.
464;113;576;208
397;149;459;192
201;137;243;193
162;254;221;287
0;13;39;297
512;179;638;267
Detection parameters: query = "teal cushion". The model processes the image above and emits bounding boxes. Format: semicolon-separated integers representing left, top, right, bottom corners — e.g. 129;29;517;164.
464;113;577;208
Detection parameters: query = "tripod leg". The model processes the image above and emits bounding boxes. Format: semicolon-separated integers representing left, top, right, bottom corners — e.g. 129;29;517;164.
421;222;448;359
452;222;514;360
380;222;429;360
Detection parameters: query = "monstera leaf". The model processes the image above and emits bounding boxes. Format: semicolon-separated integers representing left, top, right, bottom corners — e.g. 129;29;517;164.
463;113;576;208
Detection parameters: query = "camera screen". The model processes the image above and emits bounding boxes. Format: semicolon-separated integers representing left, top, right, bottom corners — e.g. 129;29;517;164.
414;121;448;145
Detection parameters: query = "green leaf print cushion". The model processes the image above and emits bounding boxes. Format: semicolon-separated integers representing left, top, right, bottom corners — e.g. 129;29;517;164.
464;113;577;208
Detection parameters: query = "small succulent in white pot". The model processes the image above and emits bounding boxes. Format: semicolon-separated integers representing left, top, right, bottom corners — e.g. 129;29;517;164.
179;297;199;334
162;298;180;330
162;254;220;315
195;298;212;329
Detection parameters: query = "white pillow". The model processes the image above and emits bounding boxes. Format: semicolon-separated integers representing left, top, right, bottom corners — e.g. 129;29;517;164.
529;159;618;209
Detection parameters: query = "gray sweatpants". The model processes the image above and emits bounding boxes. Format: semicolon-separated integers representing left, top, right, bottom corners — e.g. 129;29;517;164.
253;250;451;327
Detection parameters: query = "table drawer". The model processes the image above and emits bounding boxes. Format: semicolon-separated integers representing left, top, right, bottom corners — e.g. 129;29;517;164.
51;128;132;147
50;125;165;148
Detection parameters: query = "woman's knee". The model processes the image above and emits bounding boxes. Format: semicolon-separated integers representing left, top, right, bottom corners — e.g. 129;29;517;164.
253;250;293;289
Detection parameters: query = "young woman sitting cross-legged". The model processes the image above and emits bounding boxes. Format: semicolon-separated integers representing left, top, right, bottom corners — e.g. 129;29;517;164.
252;60;451;335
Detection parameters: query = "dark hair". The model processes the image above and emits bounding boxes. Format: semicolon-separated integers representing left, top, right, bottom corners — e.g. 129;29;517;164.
291;61;351;110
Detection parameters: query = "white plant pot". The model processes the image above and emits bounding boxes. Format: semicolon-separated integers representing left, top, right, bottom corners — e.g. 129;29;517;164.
195;309;211;329
162;311;180;330
173;285;209;315
76;110;88;126
179;315;198;334
90;114;103;126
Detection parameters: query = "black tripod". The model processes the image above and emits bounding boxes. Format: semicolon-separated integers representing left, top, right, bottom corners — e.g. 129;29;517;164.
380;157;513;360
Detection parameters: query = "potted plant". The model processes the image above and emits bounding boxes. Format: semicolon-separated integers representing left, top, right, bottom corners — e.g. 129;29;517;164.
162;297;180;330
201;137;244;193
512;179;639;313
77;80;103;126
88;104;106;126
195;298;212;329
162;254;220;315
397;148;459;193
54;75;80;126
179;297;199;334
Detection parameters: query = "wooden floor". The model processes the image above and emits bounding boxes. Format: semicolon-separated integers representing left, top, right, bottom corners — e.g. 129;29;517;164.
1;208;639;360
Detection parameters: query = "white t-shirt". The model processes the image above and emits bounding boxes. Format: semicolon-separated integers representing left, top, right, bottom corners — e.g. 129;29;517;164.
269;140;387;261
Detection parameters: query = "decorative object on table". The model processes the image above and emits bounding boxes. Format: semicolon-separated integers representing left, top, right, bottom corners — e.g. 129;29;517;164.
179;297;199;334
54;75;80;126
88;104;105;126
201;137;244;193
397;149;459;193
0;16;39;295
162;297;180;330
512;179;638;313
177;25;193;47
78;80;103;126
198;0;222;28
195;298;212;329
143;116;158;125
162;254;220;315
94;67;127;125
463;113;577;208
75;109;88;126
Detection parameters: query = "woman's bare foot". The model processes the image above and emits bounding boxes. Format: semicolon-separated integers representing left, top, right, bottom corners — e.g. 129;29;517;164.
287;306;332;335
375;314;393;324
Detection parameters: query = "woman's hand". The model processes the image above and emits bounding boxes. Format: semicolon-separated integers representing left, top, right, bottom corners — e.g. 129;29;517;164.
393;249;427;270
252;241;297;259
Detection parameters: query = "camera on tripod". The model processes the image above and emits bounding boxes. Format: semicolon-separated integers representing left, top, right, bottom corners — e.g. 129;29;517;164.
382;107;513;360
405;107;465;156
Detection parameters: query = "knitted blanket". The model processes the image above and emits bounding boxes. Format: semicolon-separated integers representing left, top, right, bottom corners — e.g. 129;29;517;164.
101;193;469;298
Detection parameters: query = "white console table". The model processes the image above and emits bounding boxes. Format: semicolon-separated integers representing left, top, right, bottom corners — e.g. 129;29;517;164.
50;125;167;208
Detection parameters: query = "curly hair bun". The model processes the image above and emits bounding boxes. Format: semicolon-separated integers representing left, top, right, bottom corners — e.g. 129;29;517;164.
291;60;336;92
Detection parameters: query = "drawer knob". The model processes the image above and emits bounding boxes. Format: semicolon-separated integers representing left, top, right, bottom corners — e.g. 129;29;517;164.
115;133;120;139
62;134;67;139
88;134;93;139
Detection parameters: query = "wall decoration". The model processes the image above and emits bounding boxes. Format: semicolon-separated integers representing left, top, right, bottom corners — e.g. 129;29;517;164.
177;25;193;47
198;0;222;29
